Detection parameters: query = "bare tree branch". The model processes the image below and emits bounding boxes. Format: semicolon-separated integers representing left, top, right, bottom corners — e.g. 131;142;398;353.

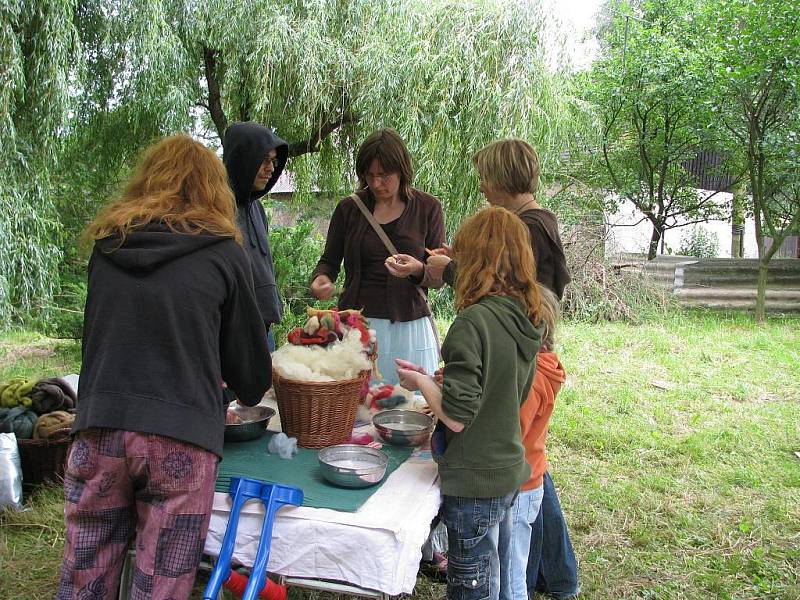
288;111;358;158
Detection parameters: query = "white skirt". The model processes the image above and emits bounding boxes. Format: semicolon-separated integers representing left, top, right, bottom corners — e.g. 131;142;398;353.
370;316;440;385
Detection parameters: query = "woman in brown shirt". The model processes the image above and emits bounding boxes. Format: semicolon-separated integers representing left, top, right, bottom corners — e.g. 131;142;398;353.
310;129;445;383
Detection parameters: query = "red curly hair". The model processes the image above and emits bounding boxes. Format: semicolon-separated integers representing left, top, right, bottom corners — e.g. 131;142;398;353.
453;206;546;325
82;134;240;245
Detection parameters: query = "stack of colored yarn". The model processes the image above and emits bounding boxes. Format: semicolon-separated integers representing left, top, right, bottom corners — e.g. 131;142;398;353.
0;376;76;440
286;307;376;351
30;378;76;440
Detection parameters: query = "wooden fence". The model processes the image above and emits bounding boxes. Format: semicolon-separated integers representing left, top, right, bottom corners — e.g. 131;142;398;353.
614;254;800;312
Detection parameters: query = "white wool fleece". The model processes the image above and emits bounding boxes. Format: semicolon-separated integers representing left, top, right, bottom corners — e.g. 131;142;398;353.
272;330;372;382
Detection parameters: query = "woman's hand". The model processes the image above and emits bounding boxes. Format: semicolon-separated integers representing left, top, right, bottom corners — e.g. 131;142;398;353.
385;254;424;278
310;275;335;300
425;254;451;281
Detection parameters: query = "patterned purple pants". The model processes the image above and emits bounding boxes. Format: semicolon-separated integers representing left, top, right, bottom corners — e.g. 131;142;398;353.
56;428;218;600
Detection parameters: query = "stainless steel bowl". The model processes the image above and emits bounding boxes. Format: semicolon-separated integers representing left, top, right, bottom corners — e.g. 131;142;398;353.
224;405;276;442
318;444;389;488
372;409;434;447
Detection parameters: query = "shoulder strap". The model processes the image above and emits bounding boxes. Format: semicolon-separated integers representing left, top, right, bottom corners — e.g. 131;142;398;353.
348;193;442;357
349;193;400;255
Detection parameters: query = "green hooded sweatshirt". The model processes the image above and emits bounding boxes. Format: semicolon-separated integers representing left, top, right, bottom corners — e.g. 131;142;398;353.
437;295;543;498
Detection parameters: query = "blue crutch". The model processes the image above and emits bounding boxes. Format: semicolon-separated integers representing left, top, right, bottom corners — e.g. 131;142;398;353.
203;477;304;600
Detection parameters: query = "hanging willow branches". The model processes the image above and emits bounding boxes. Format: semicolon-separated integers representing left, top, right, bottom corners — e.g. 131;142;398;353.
3;0;587;325
0;0;80;327
70;0;585;218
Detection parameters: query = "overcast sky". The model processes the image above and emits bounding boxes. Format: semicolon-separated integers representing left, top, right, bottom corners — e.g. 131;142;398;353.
549;0;603;69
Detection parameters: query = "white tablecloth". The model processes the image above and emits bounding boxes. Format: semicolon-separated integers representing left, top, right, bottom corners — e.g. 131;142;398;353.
59;374;442;593
203;396;442;596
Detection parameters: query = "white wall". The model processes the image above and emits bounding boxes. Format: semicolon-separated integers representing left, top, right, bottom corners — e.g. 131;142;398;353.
605;192;759;258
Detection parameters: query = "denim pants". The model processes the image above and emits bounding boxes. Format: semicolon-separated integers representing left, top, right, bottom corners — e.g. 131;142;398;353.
440;492;516;600
526;471;579;598
499;486;544;600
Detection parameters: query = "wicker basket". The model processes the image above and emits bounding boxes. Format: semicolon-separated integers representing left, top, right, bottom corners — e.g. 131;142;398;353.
272;368;371;448
17;427;72;486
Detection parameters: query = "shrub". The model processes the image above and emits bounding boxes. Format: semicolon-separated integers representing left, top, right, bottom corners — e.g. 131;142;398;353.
42;275;87;340
678;226;719;258
269;220;336;344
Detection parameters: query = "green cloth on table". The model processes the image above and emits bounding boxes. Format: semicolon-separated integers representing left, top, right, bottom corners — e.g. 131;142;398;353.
216;432;413;512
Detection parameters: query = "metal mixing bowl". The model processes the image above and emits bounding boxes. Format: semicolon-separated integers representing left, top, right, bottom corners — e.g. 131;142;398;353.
318;444;389;488
372;409;434;447
224;405;276;442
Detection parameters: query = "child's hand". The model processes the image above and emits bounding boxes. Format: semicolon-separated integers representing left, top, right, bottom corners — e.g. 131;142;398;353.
430;244;453;258
395;358;427;375
397;368;424;391
433;368;443;387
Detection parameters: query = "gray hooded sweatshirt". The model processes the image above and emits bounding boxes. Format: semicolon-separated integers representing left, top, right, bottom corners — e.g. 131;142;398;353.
223;121;289;327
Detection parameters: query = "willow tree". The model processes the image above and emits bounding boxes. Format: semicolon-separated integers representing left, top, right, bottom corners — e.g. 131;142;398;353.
5;0;583;323
65;0;582;232
0;1;80;326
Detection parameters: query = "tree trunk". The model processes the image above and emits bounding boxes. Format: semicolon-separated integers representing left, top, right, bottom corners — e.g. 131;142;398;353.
730;183;745;258
755;259;768;323
647;224;661;260
203;47;228;143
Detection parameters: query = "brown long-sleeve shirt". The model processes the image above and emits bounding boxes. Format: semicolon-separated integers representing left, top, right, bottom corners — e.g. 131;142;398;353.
444;207;570;300
311;188;445;322
518;208;571;300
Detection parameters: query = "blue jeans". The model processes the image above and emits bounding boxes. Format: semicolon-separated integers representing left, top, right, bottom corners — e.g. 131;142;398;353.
267;327;276;353
526;472;579;599
499;486;544;600
440;493;516;600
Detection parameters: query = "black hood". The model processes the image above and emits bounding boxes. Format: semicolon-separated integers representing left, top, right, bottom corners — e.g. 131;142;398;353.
223;121;289;205
94;223;233;272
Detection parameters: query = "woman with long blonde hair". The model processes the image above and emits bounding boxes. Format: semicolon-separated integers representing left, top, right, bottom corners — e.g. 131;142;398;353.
57;134;271;600
398;206;545;600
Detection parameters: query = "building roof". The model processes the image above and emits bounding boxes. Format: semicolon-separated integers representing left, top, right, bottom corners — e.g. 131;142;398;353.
684;151;735;192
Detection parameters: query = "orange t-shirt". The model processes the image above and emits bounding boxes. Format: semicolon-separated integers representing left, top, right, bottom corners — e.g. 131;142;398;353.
520;351;566;491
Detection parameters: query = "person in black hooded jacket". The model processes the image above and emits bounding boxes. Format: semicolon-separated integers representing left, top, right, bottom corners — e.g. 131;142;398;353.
223;121;289;351
57;135;271;600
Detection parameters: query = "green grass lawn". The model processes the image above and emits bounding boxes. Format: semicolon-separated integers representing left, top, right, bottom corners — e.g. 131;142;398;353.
1;310;799;599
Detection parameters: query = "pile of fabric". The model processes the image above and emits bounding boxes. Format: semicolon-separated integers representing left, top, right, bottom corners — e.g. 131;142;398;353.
0;376;76;441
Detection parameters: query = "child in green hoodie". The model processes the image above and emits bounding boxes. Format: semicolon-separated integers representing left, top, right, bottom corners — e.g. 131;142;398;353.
397;206;546;600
